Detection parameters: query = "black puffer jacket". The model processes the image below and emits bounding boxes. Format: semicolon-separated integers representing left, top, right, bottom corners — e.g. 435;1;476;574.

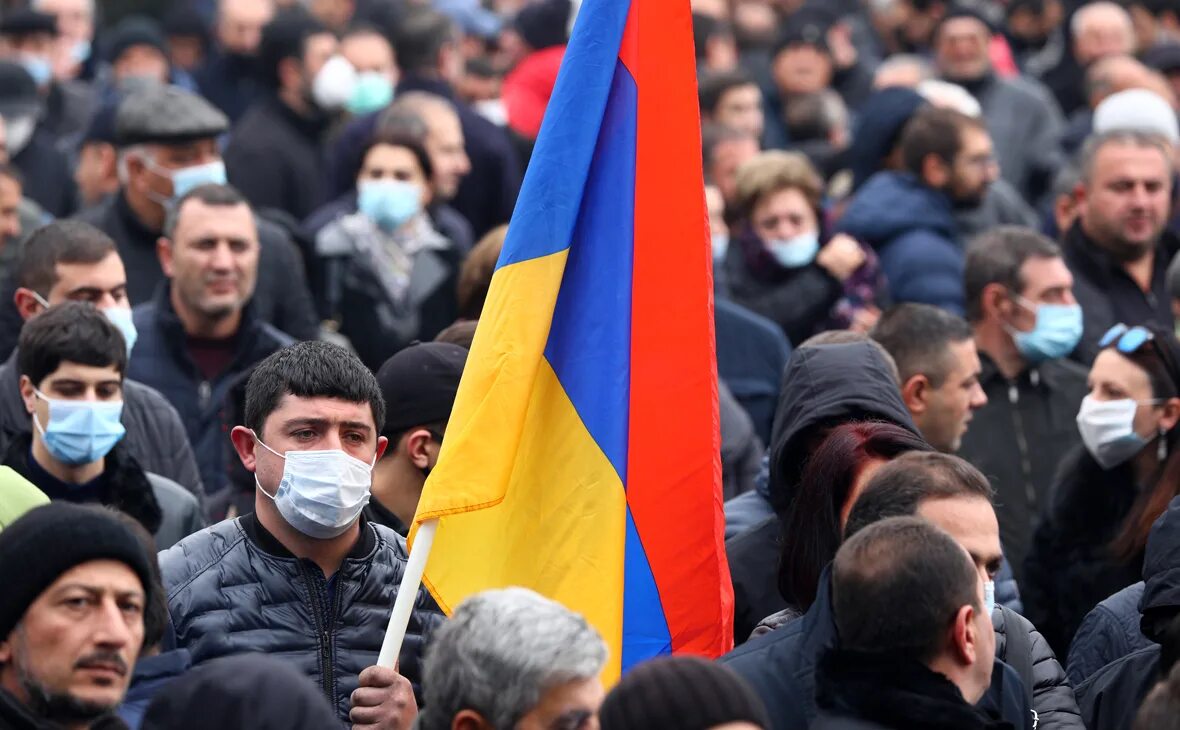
1023;447;1144;656
725;341;919;643
993;606;1083;729
160;515;445;723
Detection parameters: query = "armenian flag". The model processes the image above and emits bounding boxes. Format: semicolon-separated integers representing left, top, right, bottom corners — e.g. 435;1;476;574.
408;0;733;680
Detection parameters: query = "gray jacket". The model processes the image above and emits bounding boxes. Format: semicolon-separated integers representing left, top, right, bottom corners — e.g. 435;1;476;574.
148;473;204;549
0;350;206;504
971;72;1065;203
994;606;1084;730
160;515;445;723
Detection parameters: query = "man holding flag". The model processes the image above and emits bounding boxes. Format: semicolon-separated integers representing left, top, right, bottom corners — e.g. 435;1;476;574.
384;0;732;686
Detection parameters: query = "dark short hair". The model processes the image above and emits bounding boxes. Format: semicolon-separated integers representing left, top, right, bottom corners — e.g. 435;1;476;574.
701;123;757;178
17;302;127;387
843;451;995;540
163;183;253;240
780;421;933;610
783;90;845;143
899;106;985;177
394;9;456;76
258;9;330;90
833;516;980;662
964;226;1063;322
870;303;974;387
692;12;732;59
360;131;435;184
244;341;386;437
698;69;757;115
17;221;118;295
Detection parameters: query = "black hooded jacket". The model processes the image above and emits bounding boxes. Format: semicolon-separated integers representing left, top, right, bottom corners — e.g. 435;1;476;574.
726;341;919;643
1075;494;1180;730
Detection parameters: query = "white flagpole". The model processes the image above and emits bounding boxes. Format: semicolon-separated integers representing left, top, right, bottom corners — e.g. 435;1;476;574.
377;518;439;668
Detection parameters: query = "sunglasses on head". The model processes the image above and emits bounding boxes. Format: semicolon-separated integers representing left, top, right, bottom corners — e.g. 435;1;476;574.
1100;324;1180;390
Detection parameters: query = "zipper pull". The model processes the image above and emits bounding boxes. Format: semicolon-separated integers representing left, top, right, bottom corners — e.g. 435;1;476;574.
1008;383;1019;405
198;381;212;410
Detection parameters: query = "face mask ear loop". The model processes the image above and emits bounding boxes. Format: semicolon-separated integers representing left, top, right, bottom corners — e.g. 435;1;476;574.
1161;427;1170;462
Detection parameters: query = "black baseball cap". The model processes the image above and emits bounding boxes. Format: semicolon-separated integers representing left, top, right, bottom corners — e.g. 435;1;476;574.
376;343;468;436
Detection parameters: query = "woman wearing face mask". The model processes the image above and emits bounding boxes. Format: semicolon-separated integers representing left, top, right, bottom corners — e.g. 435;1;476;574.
314;131;460;371
1023;324;1180;656
720;151;884;344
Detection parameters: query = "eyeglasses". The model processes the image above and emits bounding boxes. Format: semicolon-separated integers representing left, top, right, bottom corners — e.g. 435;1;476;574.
1100;323;1180;389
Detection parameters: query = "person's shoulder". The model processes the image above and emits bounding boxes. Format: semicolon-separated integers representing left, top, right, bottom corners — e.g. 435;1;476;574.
367;521;411;563
123;378;182;414
159;518;249;591
721;613;808;666
145;472;200;511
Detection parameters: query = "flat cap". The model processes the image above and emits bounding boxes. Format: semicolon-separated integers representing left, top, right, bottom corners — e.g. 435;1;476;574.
0;10;57;37
116;84;228;146
0;62;40;119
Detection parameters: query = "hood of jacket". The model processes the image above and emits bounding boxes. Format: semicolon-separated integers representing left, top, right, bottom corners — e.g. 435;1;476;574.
140;654;339;730
1140;494;1180;634
837;171;958;251
845;87;925;192
767;340;919;514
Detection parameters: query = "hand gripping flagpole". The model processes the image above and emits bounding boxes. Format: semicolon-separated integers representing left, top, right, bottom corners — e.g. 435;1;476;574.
377;518;439;668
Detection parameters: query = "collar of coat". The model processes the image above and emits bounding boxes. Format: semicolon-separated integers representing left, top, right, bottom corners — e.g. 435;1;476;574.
241;511;377;563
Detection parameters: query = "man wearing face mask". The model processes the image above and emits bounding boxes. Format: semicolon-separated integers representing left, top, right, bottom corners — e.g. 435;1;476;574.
367;342;467;535
160;340;446;726
224;10;341;222
339;25;397;118
958;227;1089;586
76;84;320;341
3;302;203;548
0;221;205;501
0;8;96;161
0;59;77;218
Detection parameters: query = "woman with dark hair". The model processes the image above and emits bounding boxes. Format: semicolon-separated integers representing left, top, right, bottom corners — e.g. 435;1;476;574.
314;131;462;370
1025;324;1180;655
778;420;932;614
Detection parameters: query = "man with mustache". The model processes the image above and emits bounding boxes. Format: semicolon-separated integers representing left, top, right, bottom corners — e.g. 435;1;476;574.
0;502;155;730
1065;130;1180;363
127;183;292;504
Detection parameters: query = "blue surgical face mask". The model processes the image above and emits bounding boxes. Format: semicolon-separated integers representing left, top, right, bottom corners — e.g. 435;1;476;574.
19;55;52;87
712;233;729;262
768;231;820;269
253;433;374;539
984;579;996;616
69;40;92;64
348;72;394;115
358;179;421;232
33;390;126;466
1007;296;1083;363
145;158;228;204
103;307;138;355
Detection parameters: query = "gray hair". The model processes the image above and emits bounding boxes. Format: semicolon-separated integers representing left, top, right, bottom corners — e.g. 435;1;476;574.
873;54;934;85
1071;1;1134;39
917;79;982;118
416;588;608;730
1079;129;1175;183
116;144;151;186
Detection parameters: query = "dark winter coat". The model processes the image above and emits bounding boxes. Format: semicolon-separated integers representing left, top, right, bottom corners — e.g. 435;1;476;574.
0;687;127;729
720;571;1034;730
74;192;320;341
836;171;965;314
159;514;446;723
1062;222;1180;365
993;606;1084;729
0;350;205;500
1022;447;1144;656
12;127;78;218
958;353;1088;583
128;286;293;495
1074;645;1161;730
725;341;919;643
719;230;845;345
714;298;792;447
118;649;192;730
224;94;327;222
1069;494;1180;686
1;433;203;549
194;50;263;124
811;650;1016;730
968;72;1064;203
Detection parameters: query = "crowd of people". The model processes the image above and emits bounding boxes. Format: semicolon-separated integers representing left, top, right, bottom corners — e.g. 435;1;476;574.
1;0;1180;728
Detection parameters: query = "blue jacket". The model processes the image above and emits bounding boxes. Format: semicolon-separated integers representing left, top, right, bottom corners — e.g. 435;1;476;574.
720;570;1034;730
1068;493;1180;688
128;286;293;494
119;649;192;729
836;172;964;315
715;299;791;446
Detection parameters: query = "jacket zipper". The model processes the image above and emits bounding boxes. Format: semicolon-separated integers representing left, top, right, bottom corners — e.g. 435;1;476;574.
1007;382;1037;529
299;561;338;703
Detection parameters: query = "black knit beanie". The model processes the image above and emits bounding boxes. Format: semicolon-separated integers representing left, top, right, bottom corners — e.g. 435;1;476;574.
0;503;155;640
599;656;771;730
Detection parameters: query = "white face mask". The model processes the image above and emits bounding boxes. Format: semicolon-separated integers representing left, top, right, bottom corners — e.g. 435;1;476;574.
254;432;374;539
311;55;357;112
1076;395;1151;469
5;115;36;156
